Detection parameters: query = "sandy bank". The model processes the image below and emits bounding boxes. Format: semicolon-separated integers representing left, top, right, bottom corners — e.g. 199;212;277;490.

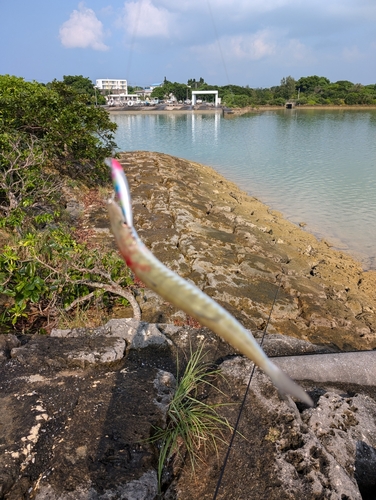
107;104;376;116
107;106;221;115
230;104;376;115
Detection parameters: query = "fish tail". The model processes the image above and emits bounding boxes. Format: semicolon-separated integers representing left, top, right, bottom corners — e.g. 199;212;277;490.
265;361;313;406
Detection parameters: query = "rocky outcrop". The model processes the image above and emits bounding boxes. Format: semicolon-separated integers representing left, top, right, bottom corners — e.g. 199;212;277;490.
90;151;375;352
1;320;376;499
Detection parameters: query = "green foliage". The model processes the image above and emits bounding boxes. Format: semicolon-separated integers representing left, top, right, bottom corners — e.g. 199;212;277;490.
0;131;61;227
0;226;133;330
149;344;232;491
0;74;135;333
271;97;286;106
151;75;376;109
223;93;254;108
296;75;330;94
151;86;166;100
277;76;296;99
151;79;192;102
60;75;105;105
0;75;117;181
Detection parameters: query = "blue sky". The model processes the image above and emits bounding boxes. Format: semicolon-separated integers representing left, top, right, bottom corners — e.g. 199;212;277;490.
1;0;375;88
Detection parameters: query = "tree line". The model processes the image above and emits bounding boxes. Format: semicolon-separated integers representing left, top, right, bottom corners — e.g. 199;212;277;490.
151;75;376;107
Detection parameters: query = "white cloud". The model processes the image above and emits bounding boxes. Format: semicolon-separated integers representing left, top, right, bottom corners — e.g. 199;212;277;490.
157;0;296;14
59;3;109;51
285;38;314;62
191;30;277;62
122;0;175;38
189;29;316;78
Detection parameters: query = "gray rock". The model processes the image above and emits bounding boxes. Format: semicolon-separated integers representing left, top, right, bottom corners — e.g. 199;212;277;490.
106;318;170;349
219;358;369;499
0;334;20;363
153;369;176;421
10;336;126;368
65;200;84;219
35;470;158;499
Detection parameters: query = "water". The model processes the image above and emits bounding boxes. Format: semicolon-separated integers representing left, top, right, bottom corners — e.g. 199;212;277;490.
111;109;376;269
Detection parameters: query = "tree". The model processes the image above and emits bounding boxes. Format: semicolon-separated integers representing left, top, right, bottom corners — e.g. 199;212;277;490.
49;75;105;105
279;76;296;99
0;75;141;332
296;76;330;94
151;87;166;100
0;75;117;181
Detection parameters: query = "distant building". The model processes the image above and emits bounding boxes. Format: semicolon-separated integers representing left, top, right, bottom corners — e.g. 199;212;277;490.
96;79;128;95
135;84;162;99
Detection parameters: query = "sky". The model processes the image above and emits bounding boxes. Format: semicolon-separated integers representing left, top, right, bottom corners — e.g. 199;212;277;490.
1;0;375;88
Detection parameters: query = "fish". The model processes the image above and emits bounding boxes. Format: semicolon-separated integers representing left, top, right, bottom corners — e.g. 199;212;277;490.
106;158;313;406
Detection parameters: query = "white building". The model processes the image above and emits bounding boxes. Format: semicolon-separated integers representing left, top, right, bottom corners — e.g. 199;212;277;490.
96;79;128;94
106;94;139;106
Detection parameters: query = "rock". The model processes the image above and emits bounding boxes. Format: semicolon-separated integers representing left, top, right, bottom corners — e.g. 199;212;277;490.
2;152;376;498
0;322;173;499
2;324;376;499
35;470;158;499
174;356;376;499
65;199;84;219
0;334;20;363
10;336;126;368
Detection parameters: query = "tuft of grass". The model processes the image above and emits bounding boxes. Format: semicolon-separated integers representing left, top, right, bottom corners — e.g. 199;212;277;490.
149;343;233;491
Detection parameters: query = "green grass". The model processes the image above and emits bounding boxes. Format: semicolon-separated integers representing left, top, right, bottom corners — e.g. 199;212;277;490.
150;343;233;491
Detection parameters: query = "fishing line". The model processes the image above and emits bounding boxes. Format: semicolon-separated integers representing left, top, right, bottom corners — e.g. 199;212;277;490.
212;274;283;500
206;0;231;86
125;0;144;88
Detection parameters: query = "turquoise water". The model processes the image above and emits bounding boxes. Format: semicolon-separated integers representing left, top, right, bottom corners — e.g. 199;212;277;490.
111;109;376;269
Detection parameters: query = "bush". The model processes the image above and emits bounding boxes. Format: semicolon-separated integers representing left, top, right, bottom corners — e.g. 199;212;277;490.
271;97;286;106
0;75;117;182
0;227;135;331
0;75;138;333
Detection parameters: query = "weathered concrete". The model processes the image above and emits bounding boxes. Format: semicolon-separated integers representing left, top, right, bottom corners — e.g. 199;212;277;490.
274;350;376;387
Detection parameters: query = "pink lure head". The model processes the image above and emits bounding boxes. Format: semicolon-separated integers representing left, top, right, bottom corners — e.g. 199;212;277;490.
106;158;133;228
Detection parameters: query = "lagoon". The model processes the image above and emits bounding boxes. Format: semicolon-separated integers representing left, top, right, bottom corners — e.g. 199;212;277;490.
111;109;376;269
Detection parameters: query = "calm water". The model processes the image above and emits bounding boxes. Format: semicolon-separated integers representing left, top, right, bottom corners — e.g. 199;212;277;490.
111;109;376;269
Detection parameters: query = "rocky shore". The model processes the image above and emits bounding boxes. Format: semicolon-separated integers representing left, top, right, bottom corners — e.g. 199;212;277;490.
1;152;376;499
109;151;376;352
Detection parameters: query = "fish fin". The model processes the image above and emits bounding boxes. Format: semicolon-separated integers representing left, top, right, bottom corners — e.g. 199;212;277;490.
267;361;313;406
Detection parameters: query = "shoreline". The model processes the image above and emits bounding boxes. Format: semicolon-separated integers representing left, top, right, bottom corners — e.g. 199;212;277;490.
116;151;376;351
109;107;375;269
107;104;376;116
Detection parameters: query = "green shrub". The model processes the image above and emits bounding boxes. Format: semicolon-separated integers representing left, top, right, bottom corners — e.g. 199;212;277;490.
0;227;134;331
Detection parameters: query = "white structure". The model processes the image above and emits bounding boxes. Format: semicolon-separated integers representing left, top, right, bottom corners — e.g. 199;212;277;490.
135;84;162;99
106;94;139;106
192;90;219;107
96;79;128;93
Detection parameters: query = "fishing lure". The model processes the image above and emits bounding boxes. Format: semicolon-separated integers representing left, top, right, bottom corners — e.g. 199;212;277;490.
106;158;313;406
